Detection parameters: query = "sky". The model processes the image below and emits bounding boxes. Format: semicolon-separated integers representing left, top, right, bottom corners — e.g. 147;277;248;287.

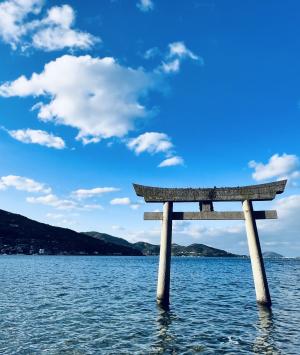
0;0;299;256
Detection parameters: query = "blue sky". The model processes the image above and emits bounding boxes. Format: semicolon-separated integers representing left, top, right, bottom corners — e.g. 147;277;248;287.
0;0;299;256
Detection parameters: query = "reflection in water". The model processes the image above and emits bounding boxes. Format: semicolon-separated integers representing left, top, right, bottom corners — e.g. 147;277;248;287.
253;305;279;354
154;304;177;354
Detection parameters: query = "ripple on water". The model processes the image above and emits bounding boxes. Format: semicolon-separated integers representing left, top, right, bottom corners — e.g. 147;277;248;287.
0;256;299;354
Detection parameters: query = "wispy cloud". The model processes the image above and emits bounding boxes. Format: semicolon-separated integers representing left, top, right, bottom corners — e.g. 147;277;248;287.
137;0;154;12
27;193;103;211
0;175;51;193
158;156;184;167
27;194;78;210
161;41;203;74
72;187;120;200
110;197;141;210
110;197;131;205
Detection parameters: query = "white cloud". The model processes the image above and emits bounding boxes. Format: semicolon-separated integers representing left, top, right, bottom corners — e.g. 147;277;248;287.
72;187;120;200
111;225;125;231
137;0;154;12
0;0;43;48
0;175;51;193
161;41;202;74
27;193;104;211
249;153;300;183
7;128;66;149
45;212;77;228
127;132;173;155
0;55;156;143
110;197;131;205
109;197;141;209
130;203;141;210
82;204;103;210
158;156;184;167
46;213;64;219
27;194;78;210
31;5;99;51
144;47;160;59
0;1;98;51
168;41;199;60
161;59;180;74
127;132;184;168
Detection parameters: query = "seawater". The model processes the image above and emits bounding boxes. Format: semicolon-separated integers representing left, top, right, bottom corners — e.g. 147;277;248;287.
0;256;299;354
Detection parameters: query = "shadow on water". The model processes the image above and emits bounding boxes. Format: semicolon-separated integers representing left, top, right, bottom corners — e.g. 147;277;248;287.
253;305;280;354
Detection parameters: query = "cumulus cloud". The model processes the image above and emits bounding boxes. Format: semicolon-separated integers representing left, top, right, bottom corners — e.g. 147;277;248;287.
127;132;173;155
7;128;66;149
0;175;51;193
158;156;184;167
31;5;99;51
0;55;156;143
72;187;120;200
0;0;43;48
0;1;98;51
249;153;300;183
161;41;202;74
137;0;154;12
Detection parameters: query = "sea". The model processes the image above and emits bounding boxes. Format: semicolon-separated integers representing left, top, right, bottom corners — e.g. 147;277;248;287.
0;256;299;354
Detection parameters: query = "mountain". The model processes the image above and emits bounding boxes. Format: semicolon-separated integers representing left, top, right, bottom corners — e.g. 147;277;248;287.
262;251;284;258
84;231;133;248
0;209;142;256
0;208;239;257
172;243;237;257
133;241;237;257
133;242;160;255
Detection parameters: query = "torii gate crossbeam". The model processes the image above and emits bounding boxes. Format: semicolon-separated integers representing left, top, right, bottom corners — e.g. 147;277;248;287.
133;180;287;308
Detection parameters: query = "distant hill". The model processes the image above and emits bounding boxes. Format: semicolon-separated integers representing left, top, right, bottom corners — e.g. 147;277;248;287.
0;209;142;256
133;242;160;255
0;208;239;257
133;241;237;257
84;231;133;248
262;251;284;258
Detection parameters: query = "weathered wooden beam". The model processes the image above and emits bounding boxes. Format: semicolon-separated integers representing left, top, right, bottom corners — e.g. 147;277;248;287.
144;210;277;220
133;180;287;202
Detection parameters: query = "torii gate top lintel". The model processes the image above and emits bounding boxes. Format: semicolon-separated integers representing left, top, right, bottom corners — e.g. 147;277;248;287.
133;179;287;203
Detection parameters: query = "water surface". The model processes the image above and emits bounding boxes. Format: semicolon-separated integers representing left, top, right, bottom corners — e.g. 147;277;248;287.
0;256;299;354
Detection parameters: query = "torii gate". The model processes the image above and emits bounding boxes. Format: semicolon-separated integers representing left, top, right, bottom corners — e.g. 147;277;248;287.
133;180;287;308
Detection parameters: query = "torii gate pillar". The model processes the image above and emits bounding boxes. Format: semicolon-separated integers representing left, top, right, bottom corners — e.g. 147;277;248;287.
157;202;173;306
243;200;271;306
